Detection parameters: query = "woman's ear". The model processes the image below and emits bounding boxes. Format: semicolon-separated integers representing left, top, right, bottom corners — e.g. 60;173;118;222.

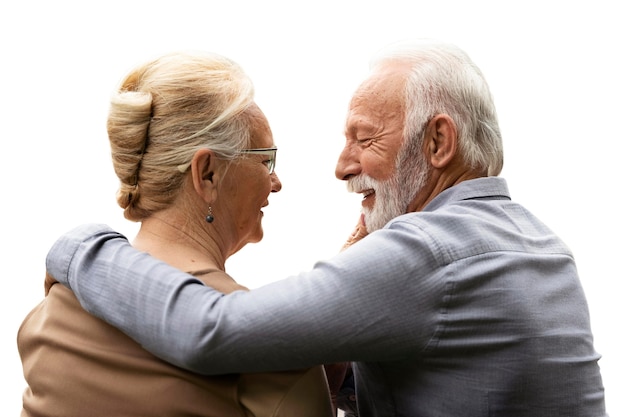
424;114;458;169
190;148;218;203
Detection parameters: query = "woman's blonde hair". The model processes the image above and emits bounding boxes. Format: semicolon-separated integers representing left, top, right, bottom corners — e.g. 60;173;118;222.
107;51;255;221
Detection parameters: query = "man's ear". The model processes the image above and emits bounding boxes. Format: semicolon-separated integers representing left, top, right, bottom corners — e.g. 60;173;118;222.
190;148;219;203
424;114;458;169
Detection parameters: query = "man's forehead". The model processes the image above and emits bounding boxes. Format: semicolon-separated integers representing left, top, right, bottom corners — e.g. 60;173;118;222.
352;67;407;105
344;114;378;135
346;86;405;130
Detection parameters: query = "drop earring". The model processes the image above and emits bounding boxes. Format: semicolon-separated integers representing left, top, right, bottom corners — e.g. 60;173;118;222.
205;206;214;223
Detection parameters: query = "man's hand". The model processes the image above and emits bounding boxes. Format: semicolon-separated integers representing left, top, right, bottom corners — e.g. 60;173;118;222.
44;272;58;296
341;214;368;251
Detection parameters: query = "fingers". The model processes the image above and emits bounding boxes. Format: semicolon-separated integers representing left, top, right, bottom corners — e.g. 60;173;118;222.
341;214;369;251
44;272;58;296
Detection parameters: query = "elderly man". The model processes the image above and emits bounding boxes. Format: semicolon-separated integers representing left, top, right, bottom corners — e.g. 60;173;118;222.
43;40;606;416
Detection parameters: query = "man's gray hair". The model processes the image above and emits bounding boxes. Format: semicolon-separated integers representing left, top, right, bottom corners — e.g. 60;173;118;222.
370;39;504;176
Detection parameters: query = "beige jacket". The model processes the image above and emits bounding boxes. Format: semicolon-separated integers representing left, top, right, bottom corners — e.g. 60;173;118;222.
18;274;333;417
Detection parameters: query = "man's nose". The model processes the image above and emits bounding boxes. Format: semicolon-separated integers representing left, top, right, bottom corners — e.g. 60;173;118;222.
335;144;360;181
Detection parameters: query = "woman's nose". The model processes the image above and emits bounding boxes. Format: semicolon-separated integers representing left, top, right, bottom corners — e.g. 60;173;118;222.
270;172;282;192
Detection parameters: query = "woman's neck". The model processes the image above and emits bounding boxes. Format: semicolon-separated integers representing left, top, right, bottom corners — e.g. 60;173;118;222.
133;214;227;272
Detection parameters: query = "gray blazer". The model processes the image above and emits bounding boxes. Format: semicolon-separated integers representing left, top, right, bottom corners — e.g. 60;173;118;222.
46;177;607;416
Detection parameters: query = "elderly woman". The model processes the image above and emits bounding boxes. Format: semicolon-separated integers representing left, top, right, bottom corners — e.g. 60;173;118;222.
18;51;336;416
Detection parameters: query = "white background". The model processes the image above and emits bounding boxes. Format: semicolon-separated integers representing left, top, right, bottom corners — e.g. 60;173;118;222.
1;1;623;415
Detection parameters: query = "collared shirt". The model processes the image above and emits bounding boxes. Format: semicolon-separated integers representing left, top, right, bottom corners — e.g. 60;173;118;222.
46;177;607;417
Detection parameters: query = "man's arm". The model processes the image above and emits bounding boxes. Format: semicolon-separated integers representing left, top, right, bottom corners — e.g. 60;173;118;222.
46;223;440;374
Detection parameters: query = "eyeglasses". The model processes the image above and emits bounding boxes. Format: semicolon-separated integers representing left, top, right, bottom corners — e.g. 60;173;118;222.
176;147;277;174
237;147;277;174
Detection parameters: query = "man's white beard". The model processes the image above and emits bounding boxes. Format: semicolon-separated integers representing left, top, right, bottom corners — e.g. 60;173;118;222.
347;151;429;232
